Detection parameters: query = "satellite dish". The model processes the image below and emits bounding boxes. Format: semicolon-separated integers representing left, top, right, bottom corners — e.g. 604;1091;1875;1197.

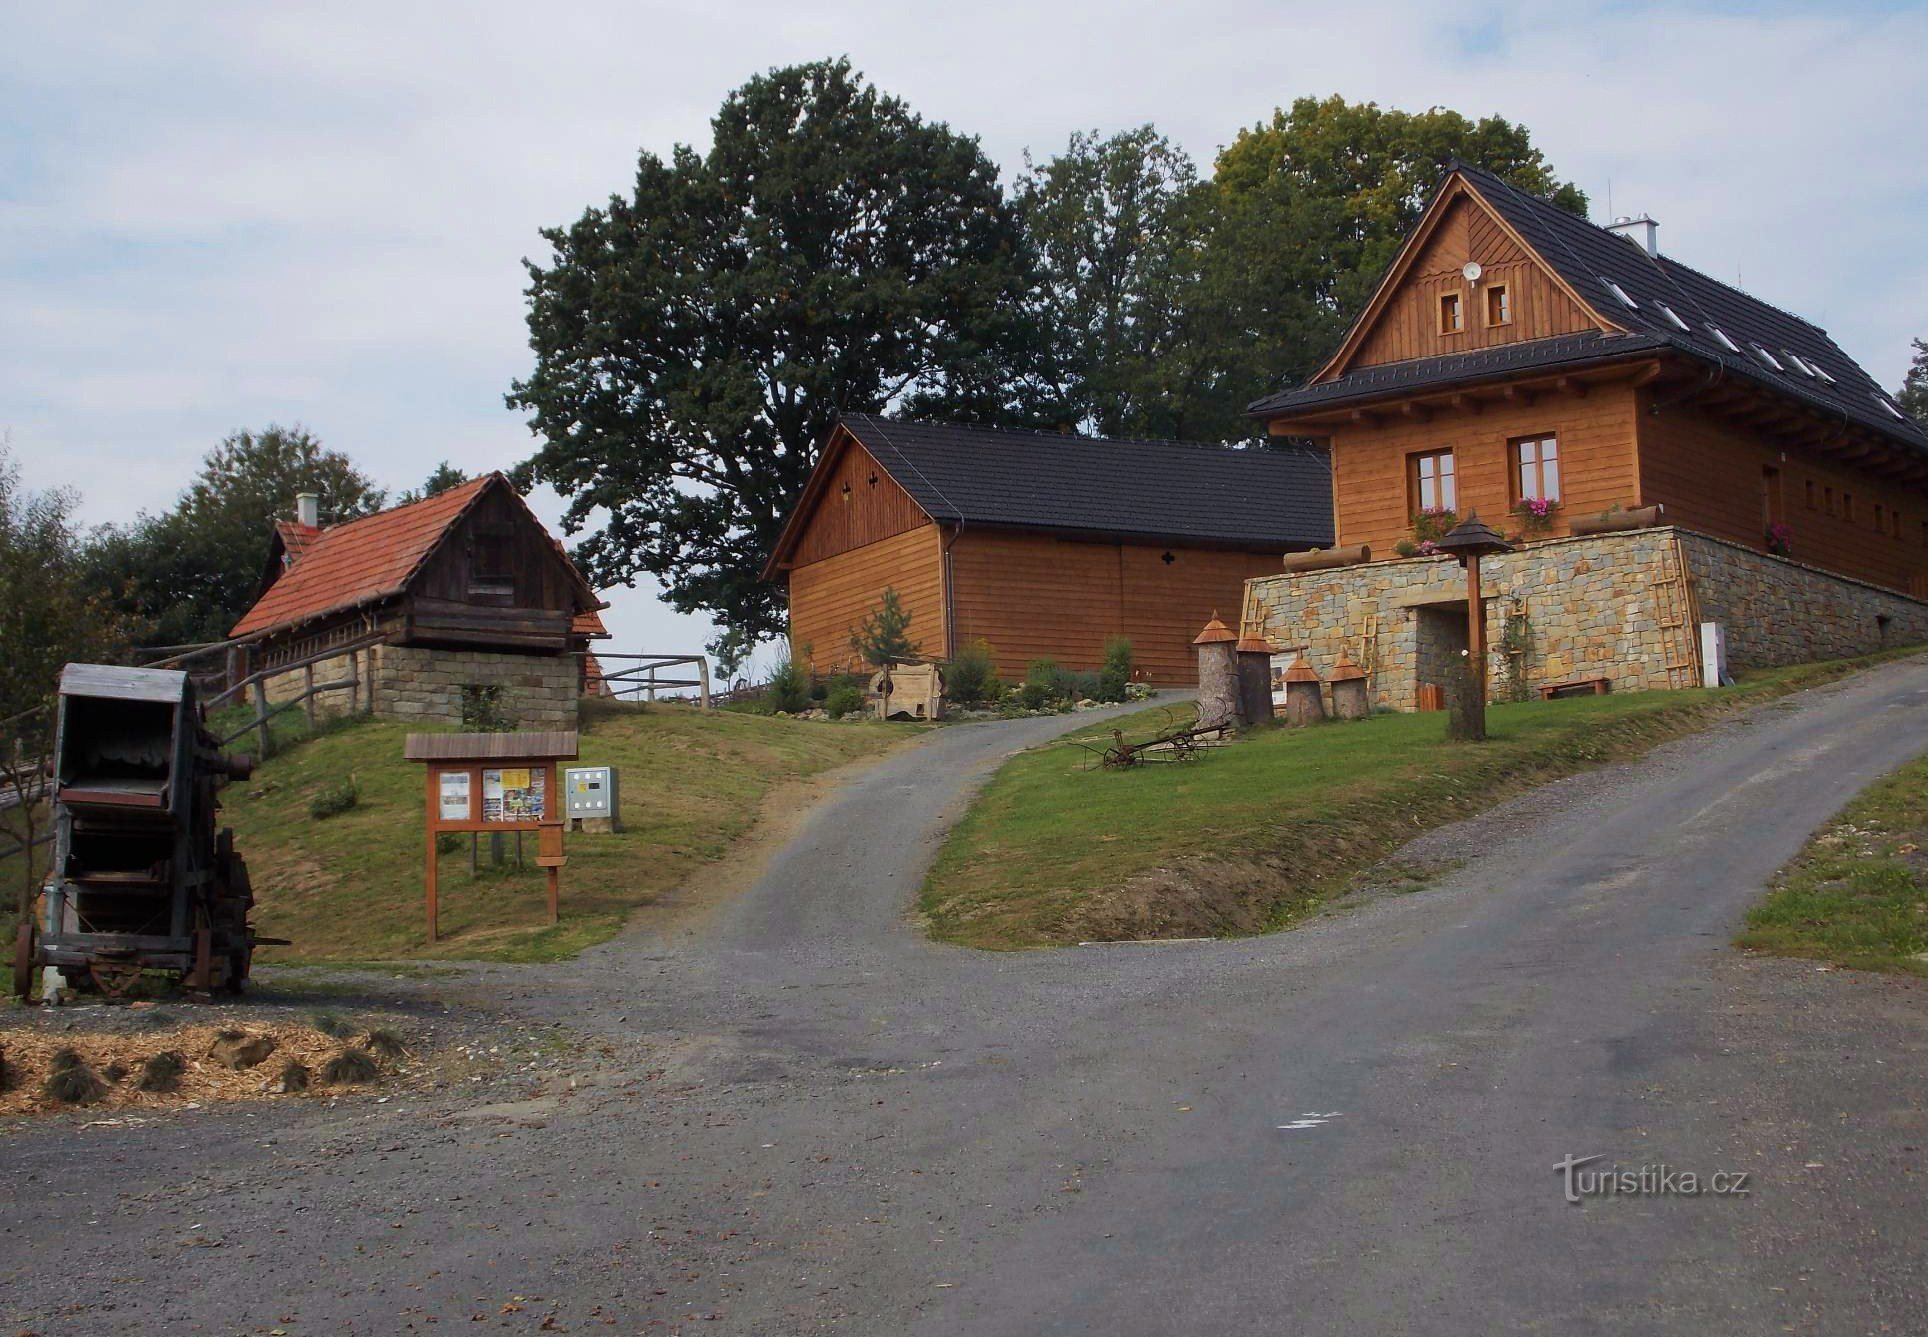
1461;261;1484;283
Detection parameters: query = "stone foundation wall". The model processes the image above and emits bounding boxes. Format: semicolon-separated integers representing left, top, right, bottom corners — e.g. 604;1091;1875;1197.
1240;525;1928;712
1676;532;1928;670
259;649;367;718
369;644;579;728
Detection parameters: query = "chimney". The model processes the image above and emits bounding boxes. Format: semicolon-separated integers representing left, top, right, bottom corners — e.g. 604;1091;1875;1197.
295;492;320;529
1607;213;1659;258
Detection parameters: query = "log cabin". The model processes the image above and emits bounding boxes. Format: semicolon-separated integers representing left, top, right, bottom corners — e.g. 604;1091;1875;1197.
1242;163;1928;708
230;474;610;727
764;415;1333;683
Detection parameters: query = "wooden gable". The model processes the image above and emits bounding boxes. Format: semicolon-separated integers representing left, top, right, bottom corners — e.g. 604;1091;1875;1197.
767;425;935;573
1316;178;1616;383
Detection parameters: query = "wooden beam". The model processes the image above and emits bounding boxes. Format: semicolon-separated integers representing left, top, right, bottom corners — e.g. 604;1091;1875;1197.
1555;376;1588;399
1400;402;1433;424
1351;409;1383;428
1450;393;1483;415
1630;362;1665;388
1503;385;1536;407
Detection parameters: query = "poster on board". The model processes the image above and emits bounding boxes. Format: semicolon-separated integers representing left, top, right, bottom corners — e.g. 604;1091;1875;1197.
438;770;472;822
482;767;546;822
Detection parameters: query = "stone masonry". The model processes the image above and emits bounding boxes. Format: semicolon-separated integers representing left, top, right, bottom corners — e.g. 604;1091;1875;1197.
371;644;580;728
1241;525;1928;712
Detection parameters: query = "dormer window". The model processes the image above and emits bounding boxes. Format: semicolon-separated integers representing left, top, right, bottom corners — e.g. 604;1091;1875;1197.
1600;278;1638;309
1707;324;1741;353
1439;291;1464;335
1654;301;1690;332
1875;394;1909;422
1811;362;1838;385
1750;344;1784;372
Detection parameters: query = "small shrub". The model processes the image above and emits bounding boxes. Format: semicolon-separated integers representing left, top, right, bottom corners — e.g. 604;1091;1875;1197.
44;1055;107;1105
277;1059;312;1093
102;1061;129;1083
308;777;359;821
363;1027;408;1061
137;1050;186;1093
824;685;866;719
1066;670;1100;702
459;684;516;732
321;1047;380;1085
435;831;465;855
1097;637;1133;703
310;1011;355;1039
766;658;811;715
1019;659;1067;710
50;1046;81;1073
945;639;1003;707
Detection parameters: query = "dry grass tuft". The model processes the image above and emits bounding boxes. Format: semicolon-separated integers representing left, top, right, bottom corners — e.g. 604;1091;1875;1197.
137;1050;186;1093
322;1047;379;1085
363;1027;408;1061
43;1058;107;1105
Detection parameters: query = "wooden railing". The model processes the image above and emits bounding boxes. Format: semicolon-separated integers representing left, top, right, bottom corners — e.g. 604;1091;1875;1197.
590;653;712;708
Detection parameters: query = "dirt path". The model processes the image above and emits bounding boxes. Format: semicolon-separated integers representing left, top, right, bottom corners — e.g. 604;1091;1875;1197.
3;668;1926;1335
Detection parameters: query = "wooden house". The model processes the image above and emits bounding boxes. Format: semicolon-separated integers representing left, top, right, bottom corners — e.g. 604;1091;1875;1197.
231;474;609;728
1241;164;1928;708
764;415;1333;682
1250;163;1928;594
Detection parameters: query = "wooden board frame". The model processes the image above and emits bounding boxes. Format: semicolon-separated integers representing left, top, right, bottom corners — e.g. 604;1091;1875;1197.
416;756;568;943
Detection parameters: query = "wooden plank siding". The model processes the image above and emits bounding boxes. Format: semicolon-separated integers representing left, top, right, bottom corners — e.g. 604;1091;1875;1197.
1327;382;1642;555
788;524;947;676
787;439;929;567
1638;394;1928;594
1347;197;1599;372
948;529;1279;683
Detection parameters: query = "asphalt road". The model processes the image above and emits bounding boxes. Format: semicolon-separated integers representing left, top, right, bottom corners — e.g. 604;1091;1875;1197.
5;664;1927;1335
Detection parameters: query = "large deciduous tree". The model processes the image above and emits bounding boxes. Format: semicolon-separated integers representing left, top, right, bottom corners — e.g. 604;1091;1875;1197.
83;425;386;647
1015;127;1217;439
509;58;1050;672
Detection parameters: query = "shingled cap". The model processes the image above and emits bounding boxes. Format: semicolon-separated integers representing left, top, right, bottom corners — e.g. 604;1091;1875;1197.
1433;511;1512;562
1235;632;1275;654
1192;614;1239;646
1282;652;1322;683
1329;647;1367;682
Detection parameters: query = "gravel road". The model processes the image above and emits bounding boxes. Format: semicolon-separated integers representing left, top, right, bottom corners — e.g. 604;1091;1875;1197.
3;665;1926;1335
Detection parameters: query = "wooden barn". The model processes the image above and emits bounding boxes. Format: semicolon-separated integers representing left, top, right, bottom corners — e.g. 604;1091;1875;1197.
231;474;609;728
763;415;1333;682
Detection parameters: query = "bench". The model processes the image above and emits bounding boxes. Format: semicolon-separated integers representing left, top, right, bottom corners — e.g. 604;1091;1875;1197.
1539;677;1611;700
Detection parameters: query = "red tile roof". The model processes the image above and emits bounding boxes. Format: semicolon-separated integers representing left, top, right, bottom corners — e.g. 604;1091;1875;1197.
274;519;321;566
231;477;494;638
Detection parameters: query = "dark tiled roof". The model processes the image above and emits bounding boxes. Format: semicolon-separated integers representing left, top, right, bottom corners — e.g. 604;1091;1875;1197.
840;414;1334;550
1252;331;1671;413
1252;164;1928;456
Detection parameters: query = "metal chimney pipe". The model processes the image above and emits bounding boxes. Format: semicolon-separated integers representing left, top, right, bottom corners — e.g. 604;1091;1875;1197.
295;492;320;528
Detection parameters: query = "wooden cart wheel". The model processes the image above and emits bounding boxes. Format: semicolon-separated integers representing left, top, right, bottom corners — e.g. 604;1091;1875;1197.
11;920;34;999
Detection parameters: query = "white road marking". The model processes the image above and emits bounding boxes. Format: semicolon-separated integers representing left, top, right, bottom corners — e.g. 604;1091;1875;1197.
1277;1111;1345;1130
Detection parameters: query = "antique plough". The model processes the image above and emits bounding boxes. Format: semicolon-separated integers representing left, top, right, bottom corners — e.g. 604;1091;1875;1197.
1076;708;1232;770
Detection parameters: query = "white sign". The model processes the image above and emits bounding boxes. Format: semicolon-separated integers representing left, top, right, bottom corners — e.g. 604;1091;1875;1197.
437;770;472;822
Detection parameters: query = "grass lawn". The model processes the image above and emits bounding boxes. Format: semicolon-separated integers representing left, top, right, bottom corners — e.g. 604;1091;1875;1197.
1737;752;1928;976
222;700;917;963
922;649;1927;950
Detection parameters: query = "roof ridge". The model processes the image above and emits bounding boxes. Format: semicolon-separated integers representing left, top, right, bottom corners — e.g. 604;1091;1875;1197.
307;471;493;536
846;411;1259;453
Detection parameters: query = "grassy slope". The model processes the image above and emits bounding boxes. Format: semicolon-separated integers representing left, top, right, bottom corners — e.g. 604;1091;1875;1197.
923;650;1925;950
1738;753;1928;976
226;702;915;963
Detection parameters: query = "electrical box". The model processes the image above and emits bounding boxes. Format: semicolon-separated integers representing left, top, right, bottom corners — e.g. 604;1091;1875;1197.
1699;621;1730;689
563;765;621;832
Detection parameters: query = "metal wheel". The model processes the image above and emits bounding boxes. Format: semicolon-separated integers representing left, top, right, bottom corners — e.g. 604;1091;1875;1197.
11;920;33;999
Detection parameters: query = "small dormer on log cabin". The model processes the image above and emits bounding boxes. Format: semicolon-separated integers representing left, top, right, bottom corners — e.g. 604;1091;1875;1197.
1241;164;1928;708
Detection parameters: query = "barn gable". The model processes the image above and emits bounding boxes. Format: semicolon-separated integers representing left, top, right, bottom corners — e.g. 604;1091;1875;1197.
767;425;935;575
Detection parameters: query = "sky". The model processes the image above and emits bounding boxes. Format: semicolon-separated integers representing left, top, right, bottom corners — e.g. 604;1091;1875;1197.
4;1;1925;677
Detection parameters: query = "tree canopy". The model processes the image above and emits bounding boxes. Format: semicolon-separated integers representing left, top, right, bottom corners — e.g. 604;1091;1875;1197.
1899;338;1928;422
0;441;134;722
510;57;1053;671
83;425;386;647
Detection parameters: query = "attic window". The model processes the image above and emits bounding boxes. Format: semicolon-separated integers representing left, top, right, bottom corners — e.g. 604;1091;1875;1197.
1600;278;1638;310
1750;344;1784;372
1654;301;1690;332
1484;284;1511;327
468;530;515;603
1706;324;1741;353
1874;394;1909;422
1439;290;1464;334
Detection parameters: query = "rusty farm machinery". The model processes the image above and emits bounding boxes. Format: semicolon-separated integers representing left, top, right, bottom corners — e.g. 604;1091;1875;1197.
12;664;266;1000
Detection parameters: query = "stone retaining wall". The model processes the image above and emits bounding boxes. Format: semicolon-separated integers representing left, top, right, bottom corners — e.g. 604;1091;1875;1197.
1677;531;1928;670
369;644;579;728
1241;526;1927;712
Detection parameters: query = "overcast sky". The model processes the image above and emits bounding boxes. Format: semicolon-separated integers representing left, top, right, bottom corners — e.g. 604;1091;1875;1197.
5;1;1924;675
